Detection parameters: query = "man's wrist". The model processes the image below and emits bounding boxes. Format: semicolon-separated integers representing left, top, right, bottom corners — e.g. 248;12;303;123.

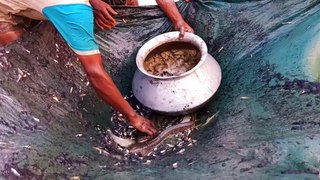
171;18;186;30
89;0;102;6
171;16;184;25
126;112;138;122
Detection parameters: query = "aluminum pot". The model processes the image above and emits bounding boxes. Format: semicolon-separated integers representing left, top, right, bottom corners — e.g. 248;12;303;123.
132;32;221;115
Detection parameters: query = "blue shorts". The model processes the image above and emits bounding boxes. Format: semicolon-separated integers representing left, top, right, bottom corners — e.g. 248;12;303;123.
43;4;100;55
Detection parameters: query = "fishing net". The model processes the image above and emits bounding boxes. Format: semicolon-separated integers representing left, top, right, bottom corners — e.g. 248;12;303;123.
0;0;320;179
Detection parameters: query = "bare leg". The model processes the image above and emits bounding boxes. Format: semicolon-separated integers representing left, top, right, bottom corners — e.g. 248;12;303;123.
125;0;139;6
0;28;25;47
0;22;26;47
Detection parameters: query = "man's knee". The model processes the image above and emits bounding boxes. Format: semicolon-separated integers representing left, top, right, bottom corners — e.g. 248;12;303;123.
125;0;139;6
0;23;25;47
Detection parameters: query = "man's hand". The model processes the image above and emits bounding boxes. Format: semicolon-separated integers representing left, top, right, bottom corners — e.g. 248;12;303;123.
78;54;158;137
174;21;194;40
155;0;194;39
129;114;158;137
89;0;118;30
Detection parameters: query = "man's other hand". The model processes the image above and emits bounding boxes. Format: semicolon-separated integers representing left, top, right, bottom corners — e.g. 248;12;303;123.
129;114;158;137
90;0;118;30
174;21;194;40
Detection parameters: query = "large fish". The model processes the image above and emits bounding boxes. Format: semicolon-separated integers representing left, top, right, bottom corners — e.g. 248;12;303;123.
108;115;195;156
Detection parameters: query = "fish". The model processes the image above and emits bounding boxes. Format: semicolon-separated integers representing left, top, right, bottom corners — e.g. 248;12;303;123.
10;168;20;177
94;147;123;160
106;129;136;147
197;111;219;128
128;121;195;156
172;162;178;168
108;120;195;156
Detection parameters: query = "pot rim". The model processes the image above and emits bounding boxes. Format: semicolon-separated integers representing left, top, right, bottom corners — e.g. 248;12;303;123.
136;31;208;80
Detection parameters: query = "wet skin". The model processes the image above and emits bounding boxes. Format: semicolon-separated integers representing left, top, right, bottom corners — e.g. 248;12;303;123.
0;29;25;47
0;0;194;137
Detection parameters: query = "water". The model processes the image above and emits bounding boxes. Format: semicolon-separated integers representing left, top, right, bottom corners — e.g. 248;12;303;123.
144;41;200;77
1;0;320;179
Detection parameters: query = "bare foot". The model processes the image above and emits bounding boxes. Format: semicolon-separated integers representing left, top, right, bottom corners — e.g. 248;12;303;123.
0;28;25;47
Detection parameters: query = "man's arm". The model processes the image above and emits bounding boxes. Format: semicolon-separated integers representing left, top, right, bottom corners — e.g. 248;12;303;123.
42;3;157;136
155;0;194;36
78;54;157;136
89;0;194;37
89;0;118;30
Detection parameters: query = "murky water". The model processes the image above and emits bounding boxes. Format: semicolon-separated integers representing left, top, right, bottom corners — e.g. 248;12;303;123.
1;0;320;179
144;41;200;77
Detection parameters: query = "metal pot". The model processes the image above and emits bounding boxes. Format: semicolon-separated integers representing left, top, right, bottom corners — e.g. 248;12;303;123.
132;32;221;115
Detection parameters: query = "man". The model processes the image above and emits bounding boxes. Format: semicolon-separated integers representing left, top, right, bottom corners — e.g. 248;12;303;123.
0;0;194;136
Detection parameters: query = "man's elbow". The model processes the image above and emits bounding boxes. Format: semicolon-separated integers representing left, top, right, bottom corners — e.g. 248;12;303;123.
78;54;113;87
86;68;105;83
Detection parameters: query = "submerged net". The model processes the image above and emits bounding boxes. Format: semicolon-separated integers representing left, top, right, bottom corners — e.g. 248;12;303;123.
1;0;320;179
